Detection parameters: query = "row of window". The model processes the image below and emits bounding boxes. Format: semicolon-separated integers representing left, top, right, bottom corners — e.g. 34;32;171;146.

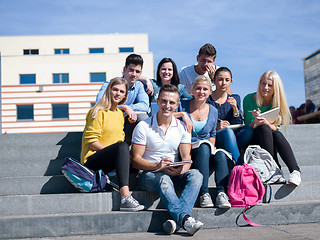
23;47;134;55
20;72;106;84
17;104;69;120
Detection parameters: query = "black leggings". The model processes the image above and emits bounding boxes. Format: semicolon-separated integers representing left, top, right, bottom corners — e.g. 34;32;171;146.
84;142;130;188
253;125;300;173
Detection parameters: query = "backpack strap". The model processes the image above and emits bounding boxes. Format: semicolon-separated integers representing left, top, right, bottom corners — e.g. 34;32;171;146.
236;206;278;227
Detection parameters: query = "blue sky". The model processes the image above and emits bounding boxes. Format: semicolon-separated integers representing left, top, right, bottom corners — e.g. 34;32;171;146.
0;0;319;108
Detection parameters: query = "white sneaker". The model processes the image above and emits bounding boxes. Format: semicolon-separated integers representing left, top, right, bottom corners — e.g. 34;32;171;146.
120;195;145;211
216;192;231;209
288;170;301;186
183;217;203;236
200;193;214;208
275;176;286;184
163;219;180;234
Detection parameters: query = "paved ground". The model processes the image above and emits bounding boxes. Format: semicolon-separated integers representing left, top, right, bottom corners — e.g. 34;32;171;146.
8;222;320;240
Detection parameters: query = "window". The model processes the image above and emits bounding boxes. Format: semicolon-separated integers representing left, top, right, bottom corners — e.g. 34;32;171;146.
52;104;69;119
17;105;34;120
20;74;36;84
54;49;70;54
23;49;39;55
119;47;134;53
90;72;106;82
89;48;104;54
53;73;69;83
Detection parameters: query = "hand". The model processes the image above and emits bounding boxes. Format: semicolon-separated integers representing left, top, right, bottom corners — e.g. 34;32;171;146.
122;105;137;123
164;165;183;176
226;96;238;110
139;76;154;96
251;109;261;119
253;116;269;126
206;64;218;80
217;120;230;130
182;113;195;133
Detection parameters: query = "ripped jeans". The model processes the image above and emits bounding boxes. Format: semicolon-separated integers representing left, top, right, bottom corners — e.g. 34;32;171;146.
138;169;202;227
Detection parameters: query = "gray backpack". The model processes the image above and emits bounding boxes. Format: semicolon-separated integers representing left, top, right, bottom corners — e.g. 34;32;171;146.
244;145;282;184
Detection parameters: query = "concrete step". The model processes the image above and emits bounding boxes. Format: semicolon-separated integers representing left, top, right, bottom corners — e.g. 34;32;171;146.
1;179;319;217
0;173;140;196
1;200;320;239
0;164;318;196
265;181;320;203
0;124;319;178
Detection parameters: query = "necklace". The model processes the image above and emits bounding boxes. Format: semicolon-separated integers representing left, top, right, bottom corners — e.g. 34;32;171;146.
193;105;207;121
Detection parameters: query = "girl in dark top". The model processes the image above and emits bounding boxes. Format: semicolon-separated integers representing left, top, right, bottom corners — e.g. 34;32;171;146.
149;58;192;102
207;67;253;164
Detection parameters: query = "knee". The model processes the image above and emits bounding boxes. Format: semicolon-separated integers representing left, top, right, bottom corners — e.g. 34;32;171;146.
137;112;149;121
211;151;227;164
118;141;129;150
242;126;254;136
255;125;272;136
197;143;211;154
187;169;203;183
219;128;235;139
117;142;130;154
159;174;174;190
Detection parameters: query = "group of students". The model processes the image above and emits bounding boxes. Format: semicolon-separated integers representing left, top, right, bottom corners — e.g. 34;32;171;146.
79;43;301;236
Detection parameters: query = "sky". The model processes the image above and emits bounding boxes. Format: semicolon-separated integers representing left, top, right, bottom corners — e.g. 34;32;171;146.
0;0;319;108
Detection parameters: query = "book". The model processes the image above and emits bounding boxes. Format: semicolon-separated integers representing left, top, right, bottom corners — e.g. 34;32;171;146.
253;107;280;128
225;123;245;130
191;140;233;160
258;107;280;123
153;160;193;172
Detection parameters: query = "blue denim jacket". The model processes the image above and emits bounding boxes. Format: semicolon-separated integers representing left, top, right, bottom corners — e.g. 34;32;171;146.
96;80;149;112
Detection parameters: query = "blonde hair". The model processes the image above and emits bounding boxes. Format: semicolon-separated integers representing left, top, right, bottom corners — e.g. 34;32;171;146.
192;75;212;92
256;71;291;127
92;77;128;118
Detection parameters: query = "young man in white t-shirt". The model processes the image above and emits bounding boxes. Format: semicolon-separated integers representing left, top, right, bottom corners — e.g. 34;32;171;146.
131;84;203;236
179;43;232;94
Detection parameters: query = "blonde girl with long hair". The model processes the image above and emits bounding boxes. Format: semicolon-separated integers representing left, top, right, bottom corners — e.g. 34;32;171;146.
81;77;145;211
243;71;301;186
179;75;231;208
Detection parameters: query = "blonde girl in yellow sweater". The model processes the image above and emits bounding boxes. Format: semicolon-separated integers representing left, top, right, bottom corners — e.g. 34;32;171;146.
81;77;144;211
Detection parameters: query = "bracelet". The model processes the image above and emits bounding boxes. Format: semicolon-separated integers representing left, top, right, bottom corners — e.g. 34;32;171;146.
233;112;240;117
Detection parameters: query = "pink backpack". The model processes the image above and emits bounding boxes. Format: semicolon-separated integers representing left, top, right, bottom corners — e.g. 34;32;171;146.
228;163;265;207
228;164;275;226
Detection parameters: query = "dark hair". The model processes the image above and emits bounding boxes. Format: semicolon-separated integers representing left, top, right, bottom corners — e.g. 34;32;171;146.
125;54;143;68
158;84;179;98
198;43;217;59
156;58;180;86
213;67;232;81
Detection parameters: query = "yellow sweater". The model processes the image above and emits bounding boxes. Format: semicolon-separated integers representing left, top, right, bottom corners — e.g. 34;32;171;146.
80;108;125;164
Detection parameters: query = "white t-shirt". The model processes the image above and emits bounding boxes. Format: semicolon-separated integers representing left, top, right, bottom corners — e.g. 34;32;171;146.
132;114;191;163
179;64;216;93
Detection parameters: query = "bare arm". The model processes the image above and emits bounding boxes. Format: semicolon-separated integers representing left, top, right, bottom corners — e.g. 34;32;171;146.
173;112;195;133
131;143;166;171
139;75;154;96
208;137;216;149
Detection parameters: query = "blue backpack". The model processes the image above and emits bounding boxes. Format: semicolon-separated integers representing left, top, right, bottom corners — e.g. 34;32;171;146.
61;157;119;193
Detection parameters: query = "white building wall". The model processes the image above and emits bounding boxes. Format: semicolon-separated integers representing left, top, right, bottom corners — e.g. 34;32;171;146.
0;33;154;134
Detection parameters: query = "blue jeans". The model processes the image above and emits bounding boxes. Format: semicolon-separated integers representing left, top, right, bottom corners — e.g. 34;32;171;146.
192;143;229;195
216;126;253;164
138;169;202;227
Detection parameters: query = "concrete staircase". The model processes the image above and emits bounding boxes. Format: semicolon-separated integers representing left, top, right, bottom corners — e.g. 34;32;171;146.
0;124;320;239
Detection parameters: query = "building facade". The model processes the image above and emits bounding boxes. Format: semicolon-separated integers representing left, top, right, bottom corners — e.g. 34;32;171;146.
302;49;320;110
0;34;153;134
